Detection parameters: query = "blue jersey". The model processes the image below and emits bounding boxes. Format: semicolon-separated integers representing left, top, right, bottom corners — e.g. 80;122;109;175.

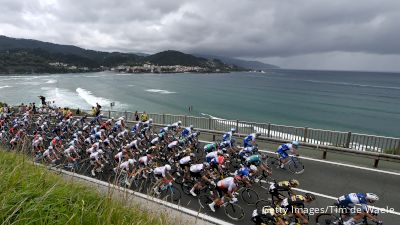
337;193;369;211
244;133;256;147
237;167;250;177
277;143;293;153
181;127;191;137
223;131;232;141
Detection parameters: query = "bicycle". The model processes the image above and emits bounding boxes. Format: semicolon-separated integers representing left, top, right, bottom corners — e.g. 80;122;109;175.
267;154;304;174
198;191;245;220
151;179;182;202
316;210;383;225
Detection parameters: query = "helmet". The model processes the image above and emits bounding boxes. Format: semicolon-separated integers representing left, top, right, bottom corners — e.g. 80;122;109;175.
119;117;125;121
255;132;262;137
111;117;115;120
289;179;300;187
39;137;43;141
98;149;104;154
177;121;182;125
128;159;135;165
165;164;171;171
366;193;379;203
230;128;236;133
190;125;193;129
250;165;258;172
149;118;153;122
48;146;53;150
292;141;300;147
305;193;316;201
203;162;210;168
217;150;224;155
70;146;75;151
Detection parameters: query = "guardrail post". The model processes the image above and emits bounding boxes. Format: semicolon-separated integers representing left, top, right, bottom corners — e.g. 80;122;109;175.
184;115;187;126
208;118;212;130
267;123;271;137
345;132;352;148
374;158;379;168
322;150;327;159
125;111;128;120
212;134;216;141
162;114;165;124
396;139;400;155
303;127;308;142
108;110;110;118
236;120;239;133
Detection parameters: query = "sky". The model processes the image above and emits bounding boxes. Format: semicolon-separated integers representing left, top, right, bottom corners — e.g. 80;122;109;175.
1;0;400;71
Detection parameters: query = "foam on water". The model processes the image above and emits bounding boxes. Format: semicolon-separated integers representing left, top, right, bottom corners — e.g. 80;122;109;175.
43;87;88;109
146;89;176;94
0;85;12;89
76;87;128;109
45;79;57;84
305;80;400;90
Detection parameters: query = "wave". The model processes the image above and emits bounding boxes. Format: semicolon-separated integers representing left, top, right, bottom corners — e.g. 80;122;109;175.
200;112;382;152
76;88;128;109
43;87;88;109
45;79;57;84
146;89;176;94
305;80;400;90
0;85;12;89
84;75;102;78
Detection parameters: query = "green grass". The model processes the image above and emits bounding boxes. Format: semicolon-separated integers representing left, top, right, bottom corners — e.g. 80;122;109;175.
0;150;169;225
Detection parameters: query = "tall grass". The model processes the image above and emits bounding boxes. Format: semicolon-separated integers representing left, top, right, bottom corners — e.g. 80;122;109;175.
0;150;169;225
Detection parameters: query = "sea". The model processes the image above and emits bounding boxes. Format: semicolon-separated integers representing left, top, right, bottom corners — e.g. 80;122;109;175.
0;69;399;137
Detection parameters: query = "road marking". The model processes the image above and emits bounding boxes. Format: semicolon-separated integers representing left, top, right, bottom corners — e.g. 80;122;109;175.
199;140;400;176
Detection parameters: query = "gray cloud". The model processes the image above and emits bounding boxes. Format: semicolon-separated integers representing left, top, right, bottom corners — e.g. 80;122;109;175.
1;0;400;71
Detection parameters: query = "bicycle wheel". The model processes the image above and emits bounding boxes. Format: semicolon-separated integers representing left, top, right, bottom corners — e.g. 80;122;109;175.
241;188;258;205
255;199;273;211
257;174;273;190
289;157;304;174
224;203;245;221
266;156;280;169
315;213;340;225
181;180;194;195
164;185;181;202
198;193;214;212
172;170;184;185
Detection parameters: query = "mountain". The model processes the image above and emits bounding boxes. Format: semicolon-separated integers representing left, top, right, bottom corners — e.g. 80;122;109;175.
194;53;279;70
0;35;243;74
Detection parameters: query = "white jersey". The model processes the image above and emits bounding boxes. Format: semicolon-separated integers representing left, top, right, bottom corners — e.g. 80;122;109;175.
190;164;204;173
32;139;42;147
43;149;52;157
114;152;123;162
179;156;191;165
90;152;100;160
217;177;237;192
154;166;168;177
64;147;75;156
151;137;159;145
206;151;218;159
139;156;149;165
168;141;178;148
128;140;139;149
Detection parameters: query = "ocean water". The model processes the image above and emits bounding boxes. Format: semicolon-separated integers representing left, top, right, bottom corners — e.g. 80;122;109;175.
0;70;399;137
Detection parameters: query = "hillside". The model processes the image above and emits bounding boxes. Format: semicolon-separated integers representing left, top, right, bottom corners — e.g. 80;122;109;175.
0;35;244;74
194;53;279;70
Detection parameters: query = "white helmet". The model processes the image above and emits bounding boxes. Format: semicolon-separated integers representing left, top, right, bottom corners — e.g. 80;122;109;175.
177;121;182;125
165;164;171;171
39;137;43;141
366;193;379;202
250;165;258;172
97;149;104;154
149;118;153;123
128;159;135;165
48;146;53;150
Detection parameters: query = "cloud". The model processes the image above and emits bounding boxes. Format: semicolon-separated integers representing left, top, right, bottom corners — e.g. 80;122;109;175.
1;0;400;70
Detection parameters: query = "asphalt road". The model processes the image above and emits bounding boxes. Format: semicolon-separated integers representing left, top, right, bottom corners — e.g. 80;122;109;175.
75;142;399;225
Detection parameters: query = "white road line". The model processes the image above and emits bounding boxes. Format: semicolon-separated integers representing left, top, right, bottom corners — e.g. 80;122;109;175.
199;140;400;176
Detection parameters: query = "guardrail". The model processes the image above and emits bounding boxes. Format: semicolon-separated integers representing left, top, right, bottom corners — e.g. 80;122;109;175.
104;110;400;156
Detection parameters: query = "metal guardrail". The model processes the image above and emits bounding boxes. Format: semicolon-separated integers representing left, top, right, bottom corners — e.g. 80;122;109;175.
106;110;400;156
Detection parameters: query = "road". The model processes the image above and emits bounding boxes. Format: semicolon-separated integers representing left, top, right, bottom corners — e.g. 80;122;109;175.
77;141;400;225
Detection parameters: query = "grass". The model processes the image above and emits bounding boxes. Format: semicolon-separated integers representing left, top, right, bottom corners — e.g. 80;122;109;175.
0;149;169;225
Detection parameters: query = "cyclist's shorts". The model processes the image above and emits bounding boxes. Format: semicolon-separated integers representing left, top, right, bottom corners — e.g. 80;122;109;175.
190;171;202;178
217;186;228;198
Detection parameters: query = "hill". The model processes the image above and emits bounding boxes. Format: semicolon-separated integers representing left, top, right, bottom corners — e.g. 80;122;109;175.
194;53;279;70
0;35;243;74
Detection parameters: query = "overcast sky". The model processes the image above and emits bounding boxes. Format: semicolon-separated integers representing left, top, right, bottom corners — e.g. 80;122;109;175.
1;0;400;71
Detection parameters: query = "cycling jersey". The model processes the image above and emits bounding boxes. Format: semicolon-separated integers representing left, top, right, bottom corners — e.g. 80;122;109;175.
244;133;256;147
127;140;139;150
204;143;217;153
154;166;168;177
205;151;218;163
223;131;232;141
114;152;124;162
190;164;204;173
179;155;191;165
181;127;192;137
281;195;305;210
239;146;254;157
269;181;291;192
245;154;262;166
90;152;101;161
277;143;294;159
168;140;178;149
139;155;150;166
337;193;369;211
217;177;237;193
237;167;251;177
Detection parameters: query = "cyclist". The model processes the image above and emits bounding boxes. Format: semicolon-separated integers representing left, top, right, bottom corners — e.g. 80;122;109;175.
90;149;105;176
251;205;287;225
223;128;236;142
181;125;193;138
269;179;300;203
336;193;381;225
243;132;261;147
277;141;300;169
245;154;271;175
188;163;216;196
280;193;316;224
118;158;137;186
153;164;173;195
208;176;241;212
235;165;258;186
204;142;218;153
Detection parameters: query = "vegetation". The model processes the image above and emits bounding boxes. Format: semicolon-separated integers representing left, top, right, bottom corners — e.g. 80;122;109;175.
0;149;169;225
0;35;246;74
